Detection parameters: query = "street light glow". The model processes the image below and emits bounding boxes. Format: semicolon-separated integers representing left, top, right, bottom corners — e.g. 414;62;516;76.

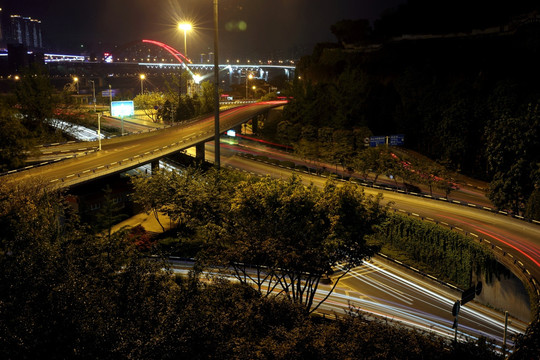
178;23;192;32
139;74;145;94
178;22;193;58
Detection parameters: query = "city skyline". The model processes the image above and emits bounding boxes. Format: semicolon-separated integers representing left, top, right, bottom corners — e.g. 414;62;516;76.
1;0;405;58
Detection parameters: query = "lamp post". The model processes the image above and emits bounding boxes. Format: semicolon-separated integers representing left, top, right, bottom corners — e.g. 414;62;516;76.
108;84;113;114
213;0;220;168
139;74;145;95
73;76;79;95
89;80;96;112
245;73;253;99
97;112;102;151
178;23;192;58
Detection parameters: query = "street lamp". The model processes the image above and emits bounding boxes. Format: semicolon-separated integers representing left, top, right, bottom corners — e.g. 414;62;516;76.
108;84;113;114
245;73;253;99
89;80;96;112
139;74;145;95
178;22;192;57
73;76;79;94
213;0;220;168
97;112;102;151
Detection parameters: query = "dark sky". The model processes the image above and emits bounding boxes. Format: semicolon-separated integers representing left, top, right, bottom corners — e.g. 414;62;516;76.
2;0;405;59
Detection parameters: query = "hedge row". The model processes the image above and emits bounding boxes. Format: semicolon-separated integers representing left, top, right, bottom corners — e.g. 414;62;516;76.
371;214;501;289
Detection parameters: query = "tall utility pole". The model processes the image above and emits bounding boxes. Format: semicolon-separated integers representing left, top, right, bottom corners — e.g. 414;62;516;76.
178;23;192;58
89;80;96;112
97;112;102;151
245;73;253;99
213;0;220;168
139;74;145;95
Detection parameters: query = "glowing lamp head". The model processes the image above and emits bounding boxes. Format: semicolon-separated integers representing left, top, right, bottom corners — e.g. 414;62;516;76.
140;74;146;80
178;23;192;32
73;76;79;82
193;74;202;84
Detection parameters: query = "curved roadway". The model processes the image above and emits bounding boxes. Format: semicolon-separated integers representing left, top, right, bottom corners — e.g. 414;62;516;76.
4;101;286;188
219;153;540;305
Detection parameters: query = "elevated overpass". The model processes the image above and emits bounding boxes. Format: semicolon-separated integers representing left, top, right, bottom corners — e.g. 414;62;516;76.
4;101;286;189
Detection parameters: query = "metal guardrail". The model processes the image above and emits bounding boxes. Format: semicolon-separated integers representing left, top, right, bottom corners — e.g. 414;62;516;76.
236;153;540;226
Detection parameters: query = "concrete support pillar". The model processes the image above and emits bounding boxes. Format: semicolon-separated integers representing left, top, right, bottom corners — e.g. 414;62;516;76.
252;116;259;134
252;114;266;134
151;160;160;174
195;142;205;162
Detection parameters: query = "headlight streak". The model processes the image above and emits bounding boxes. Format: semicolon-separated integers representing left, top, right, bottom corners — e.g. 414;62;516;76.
359;261;524;337
169;261;522;347
310;289;461;341
436;212;540;268
347;269;415;304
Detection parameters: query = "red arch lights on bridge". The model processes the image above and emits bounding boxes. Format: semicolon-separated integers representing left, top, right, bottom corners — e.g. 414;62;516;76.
142;39;192;64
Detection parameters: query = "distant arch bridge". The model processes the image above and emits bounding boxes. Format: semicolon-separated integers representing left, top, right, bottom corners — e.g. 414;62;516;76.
44;39;296;83
140;39;295;83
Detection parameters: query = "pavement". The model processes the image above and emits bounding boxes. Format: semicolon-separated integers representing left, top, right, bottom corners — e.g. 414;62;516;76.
105;109;166;130
112;211;173;234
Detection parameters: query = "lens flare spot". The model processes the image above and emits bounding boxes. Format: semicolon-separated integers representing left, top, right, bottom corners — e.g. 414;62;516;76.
225;20;248;32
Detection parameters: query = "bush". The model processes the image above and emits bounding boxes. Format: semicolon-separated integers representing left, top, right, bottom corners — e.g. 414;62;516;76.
371;214;500;288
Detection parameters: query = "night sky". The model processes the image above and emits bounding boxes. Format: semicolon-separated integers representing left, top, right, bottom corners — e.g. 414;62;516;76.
2;0;405;59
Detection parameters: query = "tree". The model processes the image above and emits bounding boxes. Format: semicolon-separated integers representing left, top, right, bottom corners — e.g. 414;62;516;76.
130;167;243;239
13;64;56;137
0;105;32;171
175;96;193;122
133;92;165;123
485;105;540;213
92;185;128;240
525;186;540;221
198;81;215;115
511;314;540;359
159;99;174;124
130;169;176;231
330;129;355;172
352;147;396;184
206;176;386;313
0;180;180;359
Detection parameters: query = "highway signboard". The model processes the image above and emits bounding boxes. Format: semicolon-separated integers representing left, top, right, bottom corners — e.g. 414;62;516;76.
111;101;134;117
369;136;387;147
389;134;405;146
101;89;118;97
369;134;405;147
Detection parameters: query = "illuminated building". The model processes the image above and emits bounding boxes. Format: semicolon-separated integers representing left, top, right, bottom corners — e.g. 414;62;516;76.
5;13;43;50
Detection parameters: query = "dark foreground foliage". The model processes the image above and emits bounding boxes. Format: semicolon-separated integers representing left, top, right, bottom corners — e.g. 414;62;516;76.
0;180;508;359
